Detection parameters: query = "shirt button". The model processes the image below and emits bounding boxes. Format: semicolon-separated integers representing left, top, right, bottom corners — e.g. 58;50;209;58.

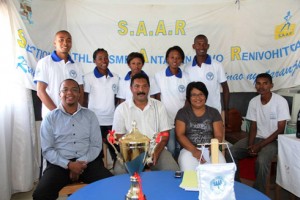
72;124;74;126
74;142;76;144
73;133;75;136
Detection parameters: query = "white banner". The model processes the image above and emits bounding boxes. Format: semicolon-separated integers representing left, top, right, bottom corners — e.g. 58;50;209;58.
12;0;300;92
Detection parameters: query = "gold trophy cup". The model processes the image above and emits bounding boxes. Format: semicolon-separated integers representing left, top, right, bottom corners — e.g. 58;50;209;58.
107;121;150;200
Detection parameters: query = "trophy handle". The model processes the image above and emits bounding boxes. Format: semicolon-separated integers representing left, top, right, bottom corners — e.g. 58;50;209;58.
107;130;124;165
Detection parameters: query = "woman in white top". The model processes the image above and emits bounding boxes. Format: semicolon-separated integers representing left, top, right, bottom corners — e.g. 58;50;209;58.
117;52;159;104
154;46;189;157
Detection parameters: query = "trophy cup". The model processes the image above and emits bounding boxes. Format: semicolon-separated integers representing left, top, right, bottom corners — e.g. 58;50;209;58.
107;121;150;200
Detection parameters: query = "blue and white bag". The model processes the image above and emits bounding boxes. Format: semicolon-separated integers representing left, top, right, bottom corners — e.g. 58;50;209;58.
196;143;236;200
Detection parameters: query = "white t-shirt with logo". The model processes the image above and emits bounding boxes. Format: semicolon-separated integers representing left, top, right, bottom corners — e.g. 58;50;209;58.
154;67;190;127
34;54;84;118
184;56;227;113
246;93;290;138
84;68;119;125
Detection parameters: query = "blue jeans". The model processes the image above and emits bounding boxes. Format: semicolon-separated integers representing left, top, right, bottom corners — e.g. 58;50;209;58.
226;137;277;193
166;128;180;158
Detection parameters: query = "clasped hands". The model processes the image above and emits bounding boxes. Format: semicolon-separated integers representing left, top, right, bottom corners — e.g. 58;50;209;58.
68;161;87;182
247;144;261;157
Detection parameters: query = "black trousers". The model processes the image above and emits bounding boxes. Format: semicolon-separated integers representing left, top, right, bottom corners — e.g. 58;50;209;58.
33;154;113;200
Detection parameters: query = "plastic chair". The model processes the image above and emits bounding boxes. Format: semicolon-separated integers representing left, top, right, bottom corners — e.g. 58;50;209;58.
59;182;87;196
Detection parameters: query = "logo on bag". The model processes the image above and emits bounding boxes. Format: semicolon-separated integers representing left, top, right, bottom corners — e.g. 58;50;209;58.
210;176;226;194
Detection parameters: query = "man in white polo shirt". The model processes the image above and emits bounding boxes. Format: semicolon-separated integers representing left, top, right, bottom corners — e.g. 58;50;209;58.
34;30;84;118
184;34;230;125
112;73;179;174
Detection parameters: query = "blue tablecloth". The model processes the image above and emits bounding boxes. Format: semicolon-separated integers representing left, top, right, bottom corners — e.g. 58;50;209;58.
68;171;270;200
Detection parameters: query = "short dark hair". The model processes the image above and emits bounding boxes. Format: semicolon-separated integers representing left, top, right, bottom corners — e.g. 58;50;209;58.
93;48;108;60
55;30;71;38
130;73;150;87
127;52;145;65
255;73;273;84
165;46;185;63
186;82;209;103
194;34;208;44
59;79;80;91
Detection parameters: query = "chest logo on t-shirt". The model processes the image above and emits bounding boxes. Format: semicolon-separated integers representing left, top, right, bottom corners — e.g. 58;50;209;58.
178;85;186;93
112;84;118;93
69;70;77;78
206;72;214;81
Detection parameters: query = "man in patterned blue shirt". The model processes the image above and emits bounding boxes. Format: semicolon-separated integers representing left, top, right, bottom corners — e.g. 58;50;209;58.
33;79;112;200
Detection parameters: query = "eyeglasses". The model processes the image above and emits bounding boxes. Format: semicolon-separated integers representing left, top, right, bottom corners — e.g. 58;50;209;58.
60;88;80;93
190;93;205;98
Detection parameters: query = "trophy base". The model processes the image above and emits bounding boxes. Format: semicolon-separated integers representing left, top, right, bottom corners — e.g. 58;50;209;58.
125;194;146;200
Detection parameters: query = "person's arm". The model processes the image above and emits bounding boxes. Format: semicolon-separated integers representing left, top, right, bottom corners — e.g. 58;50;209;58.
117;98;125;105
249;120;287;155
152;93;161;101
248;120;257;146
212;121;224;143
152;132;168;165
77;111;102;163
79;85;84;106
83;92;89;107
175;120;203;161
41;114;70;168
221;81;230;126
36;81;56;111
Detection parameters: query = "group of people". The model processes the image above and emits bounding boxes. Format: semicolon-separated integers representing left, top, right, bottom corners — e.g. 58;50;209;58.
32;30;290;200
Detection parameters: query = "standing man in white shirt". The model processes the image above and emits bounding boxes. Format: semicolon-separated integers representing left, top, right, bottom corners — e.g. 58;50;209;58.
34;30;84;118
184;34;229;125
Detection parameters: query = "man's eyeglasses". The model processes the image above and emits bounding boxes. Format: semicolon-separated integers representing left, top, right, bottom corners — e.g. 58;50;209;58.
60;88;80;93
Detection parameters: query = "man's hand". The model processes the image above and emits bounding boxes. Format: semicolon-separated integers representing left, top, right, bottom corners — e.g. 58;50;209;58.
69;171;79;182
247;143;262;157
151;143;164;165
68;161;87;175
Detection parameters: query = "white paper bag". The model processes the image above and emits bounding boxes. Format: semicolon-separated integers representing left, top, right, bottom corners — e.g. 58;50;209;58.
196;144;236;200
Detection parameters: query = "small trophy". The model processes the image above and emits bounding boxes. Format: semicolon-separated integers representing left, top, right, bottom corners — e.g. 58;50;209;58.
107;121;150;200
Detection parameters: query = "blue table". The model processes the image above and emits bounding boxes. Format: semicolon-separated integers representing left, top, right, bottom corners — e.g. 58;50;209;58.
68;171;270;200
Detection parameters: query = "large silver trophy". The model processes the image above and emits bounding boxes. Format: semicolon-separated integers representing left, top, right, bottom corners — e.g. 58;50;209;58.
107;121;151;200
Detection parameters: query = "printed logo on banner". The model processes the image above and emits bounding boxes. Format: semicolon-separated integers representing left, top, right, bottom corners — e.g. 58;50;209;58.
210;176;226;194
206;72;214;81
275;11;295;40
18;0;33;24
178;85;186;93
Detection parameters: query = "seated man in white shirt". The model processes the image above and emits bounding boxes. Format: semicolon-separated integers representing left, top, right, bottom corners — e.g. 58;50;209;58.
33;79;112;200
227;73;290;193
112;73;179;174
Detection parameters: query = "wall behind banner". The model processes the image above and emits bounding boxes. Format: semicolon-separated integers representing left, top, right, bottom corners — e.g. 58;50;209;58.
13;0;300;92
